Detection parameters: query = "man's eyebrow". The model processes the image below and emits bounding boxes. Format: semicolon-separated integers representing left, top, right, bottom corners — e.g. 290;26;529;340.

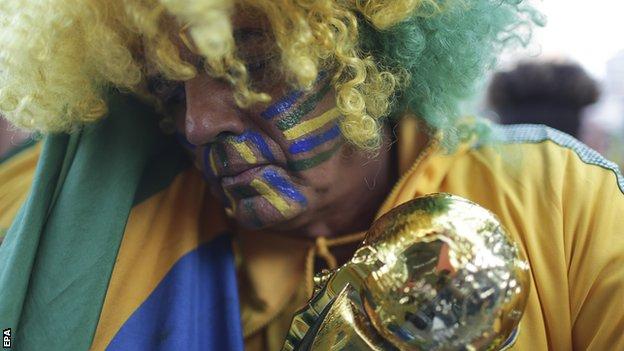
233;28;267;42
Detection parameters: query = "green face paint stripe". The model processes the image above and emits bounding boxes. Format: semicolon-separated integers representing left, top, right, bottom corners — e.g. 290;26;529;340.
287;142;342;172
244;201;263;228
276;83;331;131
230;186;256;198
215;143;229;168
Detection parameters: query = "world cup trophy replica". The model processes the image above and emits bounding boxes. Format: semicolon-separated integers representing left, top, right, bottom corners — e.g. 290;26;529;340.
282;193;530;351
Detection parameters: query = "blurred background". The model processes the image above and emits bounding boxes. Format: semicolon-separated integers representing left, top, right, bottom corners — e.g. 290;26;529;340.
1;1;623;168
481;0;624;168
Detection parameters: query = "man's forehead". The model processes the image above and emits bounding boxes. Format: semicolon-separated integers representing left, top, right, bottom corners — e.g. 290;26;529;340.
231;6;268;31
171;8;271;62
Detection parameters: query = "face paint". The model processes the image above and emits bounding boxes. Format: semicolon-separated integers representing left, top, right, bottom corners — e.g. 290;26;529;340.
261;70;329;120
250;178;293;217
229;139;258;163
276;83;332;131
287;141;342;171
223;188;237;216
283;107;340;140
230;186;256;198
236;130;276;162
262;169;307;206
260;90;304;120
179;65;350;227
288;124;341;154
202;145;217;178
208;148;220;176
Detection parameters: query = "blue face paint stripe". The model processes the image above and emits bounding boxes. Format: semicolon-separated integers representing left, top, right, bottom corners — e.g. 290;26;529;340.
237;131;275;162
288;124;341;154
260;71;328;120
260;90;303;120
262;169;307;206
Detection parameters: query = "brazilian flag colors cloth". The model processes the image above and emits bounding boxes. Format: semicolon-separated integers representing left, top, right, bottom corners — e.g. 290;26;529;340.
0;95;244;351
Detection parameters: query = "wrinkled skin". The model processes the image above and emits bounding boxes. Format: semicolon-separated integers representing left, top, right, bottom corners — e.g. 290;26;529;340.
154;10;398;238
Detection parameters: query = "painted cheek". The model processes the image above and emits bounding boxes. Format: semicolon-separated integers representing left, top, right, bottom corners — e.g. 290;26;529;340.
279;106;343;172
228;138;257;164
250;178;294;218
261;79;344;173
275;83;332;131
233;168;309;225
261;169;308;206
234;130;276;162
260;90;304;120
202;143;237;214
288;124;341;154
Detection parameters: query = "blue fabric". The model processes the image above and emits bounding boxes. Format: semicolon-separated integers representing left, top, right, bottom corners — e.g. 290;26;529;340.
107;235;244;351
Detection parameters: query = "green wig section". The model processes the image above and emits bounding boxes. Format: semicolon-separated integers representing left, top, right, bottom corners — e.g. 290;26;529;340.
360;0;544;150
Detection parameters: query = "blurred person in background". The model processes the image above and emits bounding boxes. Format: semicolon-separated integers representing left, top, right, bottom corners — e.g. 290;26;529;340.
487;61;600;138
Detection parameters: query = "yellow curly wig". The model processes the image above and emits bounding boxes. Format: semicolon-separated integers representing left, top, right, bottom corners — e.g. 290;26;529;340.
0;0;537;149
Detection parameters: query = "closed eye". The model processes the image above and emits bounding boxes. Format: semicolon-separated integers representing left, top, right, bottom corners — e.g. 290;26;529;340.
147;76;186;106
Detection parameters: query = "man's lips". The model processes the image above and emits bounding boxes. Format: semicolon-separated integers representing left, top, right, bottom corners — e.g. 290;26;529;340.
220;164;269;187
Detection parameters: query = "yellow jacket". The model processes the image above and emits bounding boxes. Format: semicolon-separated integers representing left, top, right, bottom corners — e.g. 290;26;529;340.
1;121;622;350
239;121;624;350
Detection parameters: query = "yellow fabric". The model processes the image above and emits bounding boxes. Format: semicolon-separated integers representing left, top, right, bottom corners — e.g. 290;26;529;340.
1;130;622;351
240;126;624;350
90;170;227;350
0;143;41;231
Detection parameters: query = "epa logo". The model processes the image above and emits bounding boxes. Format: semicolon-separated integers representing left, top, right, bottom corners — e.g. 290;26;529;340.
2;328;10;349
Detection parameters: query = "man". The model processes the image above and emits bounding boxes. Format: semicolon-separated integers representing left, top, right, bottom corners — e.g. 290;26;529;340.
488;61;600;138
0;1;622;350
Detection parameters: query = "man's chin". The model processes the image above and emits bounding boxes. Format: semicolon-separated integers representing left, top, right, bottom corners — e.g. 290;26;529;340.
230;196;309;232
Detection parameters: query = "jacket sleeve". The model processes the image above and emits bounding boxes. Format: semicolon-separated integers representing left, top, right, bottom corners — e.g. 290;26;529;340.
562;151;624;351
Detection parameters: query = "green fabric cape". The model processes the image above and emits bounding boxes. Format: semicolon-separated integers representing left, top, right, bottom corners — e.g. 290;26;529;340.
0;95;189;350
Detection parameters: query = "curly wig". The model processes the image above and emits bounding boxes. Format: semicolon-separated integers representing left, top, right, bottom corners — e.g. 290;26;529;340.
0;0;542;149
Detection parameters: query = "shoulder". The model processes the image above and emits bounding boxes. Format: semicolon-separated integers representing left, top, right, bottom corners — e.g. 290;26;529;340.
454;124;624;199
431;123;624;261
491;124;623;192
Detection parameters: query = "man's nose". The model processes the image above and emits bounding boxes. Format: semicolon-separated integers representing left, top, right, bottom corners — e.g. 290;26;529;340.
183;74;246;145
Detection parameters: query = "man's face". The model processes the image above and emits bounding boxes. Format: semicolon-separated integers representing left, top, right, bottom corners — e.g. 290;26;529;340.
153;11;391;234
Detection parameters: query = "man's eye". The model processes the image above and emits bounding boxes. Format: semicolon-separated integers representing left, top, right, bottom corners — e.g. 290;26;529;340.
244;54;282;89
165;84;186;105
246;59;268;73
244;53;277;73
148;77;186;106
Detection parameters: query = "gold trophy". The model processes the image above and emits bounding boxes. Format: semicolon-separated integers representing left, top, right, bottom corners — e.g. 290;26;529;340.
282;193;530;351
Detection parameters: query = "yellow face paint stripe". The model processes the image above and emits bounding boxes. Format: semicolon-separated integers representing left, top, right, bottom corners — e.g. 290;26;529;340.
250;179;291;217
283;108;341;141
209;150;219;176
229;140;257;164
223;188;237;214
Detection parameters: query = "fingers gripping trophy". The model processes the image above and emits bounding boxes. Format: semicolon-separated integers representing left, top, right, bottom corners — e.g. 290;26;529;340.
282;193;531;351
